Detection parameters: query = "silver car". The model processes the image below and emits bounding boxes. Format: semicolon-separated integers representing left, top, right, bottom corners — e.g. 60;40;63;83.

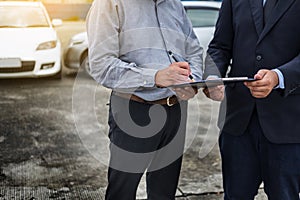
63;1;221;75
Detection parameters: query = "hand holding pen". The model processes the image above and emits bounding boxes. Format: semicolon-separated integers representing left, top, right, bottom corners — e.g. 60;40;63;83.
166;51;198;100
154;50;196;93
155;61;191;88
168;51;195;82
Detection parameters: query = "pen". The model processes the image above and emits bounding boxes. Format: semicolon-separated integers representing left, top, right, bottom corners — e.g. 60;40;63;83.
168;51;195;82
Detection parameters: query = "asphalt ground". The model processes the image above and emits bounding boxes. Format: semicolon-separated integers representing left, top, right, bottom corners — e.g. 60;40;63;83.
0;21;268;199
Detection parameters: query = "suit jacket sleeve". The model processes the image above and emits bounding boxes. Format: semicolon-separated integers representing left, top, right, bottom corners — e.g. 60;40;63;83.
277;53;300;97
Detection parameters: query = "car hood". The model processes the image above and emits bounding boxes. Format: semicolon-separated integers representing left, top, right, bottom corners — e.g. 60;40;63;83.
0;28;58;57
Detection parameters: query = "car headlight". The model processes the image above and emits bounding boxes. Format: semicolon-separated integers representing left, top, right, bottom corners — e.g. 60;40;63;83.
36;41;57;50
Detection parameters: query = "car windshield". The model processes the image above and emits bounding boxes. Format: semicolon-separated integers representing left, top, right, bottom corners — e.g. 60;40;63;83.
0;6;49;28
186;7;219;27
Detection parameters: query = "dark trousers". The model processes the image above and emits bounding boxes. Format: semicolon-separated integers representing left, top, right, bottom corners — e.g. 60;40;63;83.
105;94;187;200
220;109;300;200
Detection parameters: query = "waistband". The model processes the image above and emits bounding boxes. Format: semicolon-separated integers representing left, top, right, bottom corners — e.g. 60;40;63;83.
113;92;179;106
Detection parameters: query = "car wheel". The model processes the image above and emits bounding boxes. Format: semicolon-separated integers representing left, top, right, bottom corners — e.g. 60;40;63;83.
81;52;91;76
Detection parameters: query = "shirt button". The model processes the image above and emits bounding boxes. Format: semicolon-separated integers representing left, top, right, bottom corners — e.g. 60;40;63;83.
256;55;262;61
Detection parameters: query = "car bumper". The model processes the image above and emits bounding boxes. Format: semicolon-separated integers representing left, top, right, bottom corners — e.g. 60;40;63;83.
0;46;61;78
64;43;87;69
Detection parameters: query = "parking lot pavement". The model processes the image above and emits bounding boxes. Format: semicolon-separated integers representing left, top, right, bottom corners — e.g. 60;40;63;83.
0;74;268;200
0;186;106;200
0;187;266;199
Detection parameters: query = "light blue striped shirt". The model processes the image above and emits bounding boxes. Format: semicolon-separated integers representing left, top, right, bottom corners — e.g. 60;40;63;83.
86;0;203;101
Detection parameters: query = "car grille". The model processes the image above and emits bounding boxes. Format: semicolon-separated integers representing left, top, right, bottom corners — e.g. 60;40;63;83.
0;61;35;73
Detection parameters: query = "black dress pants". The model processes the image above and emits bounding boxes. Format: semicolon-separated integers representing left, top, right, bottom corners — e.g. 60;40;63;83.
105;94;187;200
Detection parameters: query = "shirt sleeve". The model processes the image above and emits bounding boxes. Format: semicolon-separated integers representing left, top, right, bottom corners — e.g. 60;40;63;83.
86;0;158;90
272;69;285;89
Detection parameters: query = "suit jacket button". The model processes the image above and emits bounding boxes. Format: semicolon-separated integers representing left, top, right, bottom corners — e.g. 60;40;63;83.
256;55;262;61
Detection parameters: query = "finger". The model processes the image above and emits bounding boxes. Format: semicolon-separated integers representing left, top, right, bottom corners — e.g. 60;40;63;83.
174;74;191;84
249;87;271;97
250;89;268;94
183;87;196;97
172;62;190;70
210;92;224;101
171;66;190;77
175;88;195;100
178;62;191;75
204;87;224;101
175;87;192;96
251;85;271;91
245;79;270;87
217;85;225;90
183;86;196;92
250;92;268;98
208;86;223;94
176;90;188;100
254;69;268;80
172;62;192;76
247;83;272;91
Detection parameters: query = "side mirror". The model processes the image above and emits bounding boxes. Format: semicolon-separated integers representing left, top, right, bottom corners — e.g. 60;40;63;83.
52;19;63;27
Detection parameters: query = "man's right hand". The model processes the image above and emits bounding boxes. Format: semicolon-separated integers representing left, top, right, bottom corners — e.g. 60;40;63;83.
155;62;191;87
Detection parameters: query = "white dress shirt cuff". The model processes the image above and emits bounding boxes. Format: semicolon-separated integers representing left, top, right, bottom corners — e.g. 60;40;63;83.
142;68;159;87
272;69;285;89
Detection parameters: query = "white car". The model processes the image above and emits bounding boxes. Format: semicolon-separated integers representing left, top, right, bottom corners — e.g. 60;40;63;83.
64;1;221;75
0;1;62;78
183;1;221;53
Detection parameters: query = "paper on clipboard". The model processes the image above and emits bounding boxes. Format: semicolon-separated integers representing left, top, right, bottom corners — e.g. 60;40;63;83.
169;77;256;88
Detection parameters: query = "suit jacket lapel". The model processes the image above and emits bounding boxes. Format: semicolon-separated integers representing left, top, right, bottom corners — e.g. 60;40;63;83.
257;0;295;44
249;0;264;36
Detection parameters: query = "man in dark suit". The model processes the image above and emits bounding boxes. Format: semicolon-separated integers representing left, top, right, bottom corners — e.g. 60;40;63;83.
203;0;300;199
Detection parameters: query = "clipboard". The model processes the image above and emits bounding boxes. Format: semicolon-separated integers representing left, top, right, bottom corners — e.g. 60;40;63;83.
169;77;256;88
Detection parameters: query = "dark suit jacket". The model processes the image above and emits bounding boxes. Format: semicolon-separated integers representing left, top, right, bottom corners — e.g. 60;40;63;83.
205;0;300;143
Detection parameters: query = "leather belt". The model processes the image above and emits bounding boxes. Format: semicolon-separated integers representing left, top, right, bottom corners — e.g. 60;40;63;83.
113;92;179;106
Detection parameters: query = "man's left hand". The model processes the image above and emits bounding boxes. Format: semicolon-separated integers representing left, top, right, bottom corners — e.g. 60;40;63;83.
244;69;279;98
173;86;198;100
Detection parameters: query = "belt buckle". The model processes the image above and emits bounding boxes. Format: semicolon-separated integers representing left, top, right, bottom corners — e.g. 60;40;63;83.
166;96;174;107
